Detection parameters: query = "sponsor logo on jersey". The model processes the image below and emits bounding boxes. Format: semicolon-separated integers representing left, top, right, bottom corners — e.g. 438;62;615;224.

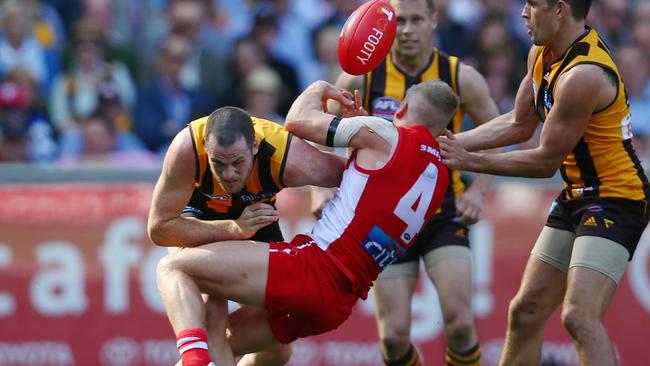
604;218;615;229
239;191;274;202
543;85;553;110
587;205;603;212
583;216;597;226
361;226;406;270
371;97;401;120
420;144;442;160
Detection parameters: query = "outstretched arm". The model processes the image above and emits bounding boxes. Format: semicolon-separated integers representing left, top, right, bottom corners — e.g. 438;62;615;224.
454;63;502;224
453;47;541;152
441;64;610;178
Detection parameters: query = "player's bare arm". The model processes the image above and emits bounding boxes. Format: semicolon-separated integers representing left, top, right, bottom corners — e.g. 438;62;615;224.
440;64;615;178
454;62;501;224
282;136;346;187
452;47;542;152
148;129;274;246
285;81;392;168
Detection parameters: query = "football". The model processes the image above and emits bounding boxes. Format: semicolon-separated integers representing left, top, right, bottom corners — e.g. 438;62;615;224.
337;0;396;76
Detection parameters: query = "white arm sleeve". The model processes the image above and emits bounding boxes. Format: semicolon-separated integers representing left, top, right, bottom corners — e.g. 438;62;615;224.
332;116;398;147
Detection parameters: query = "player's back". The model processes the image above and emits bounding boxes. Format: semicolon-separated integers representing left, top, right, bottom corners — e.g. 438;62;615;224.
309;124;449;298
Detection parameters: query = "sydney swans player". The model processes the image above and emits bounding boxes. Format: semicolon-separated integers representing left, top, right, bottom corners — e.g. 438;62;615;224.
155;80;456;366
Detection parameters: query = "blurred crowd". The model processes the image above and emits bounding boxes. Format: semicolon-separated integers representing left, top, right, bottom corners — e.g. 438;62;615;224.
0;0;648;167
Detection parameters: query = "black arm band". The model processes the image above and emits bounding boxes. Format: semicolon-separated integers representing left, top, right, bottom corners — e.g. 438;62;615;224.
325;117;341;147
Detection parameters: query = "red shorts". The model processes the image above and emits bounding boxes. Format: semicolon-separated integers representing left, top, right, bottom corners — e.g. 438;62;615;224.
265;234;359;344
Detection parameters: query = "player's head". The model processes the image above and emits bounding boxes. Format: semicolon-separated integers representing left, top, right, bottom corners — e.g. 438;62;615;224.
522;0;592;45
204;107;258;193
394;80;458;135
390;0;437;60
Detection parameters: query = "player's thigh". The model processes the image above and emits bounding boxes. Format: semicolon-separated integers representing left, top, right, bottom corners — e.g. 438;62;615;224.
163;241;270;306
515;227;574;309
228;305;281;356
373;262;419;328
564;236;628;315
425;246;473;312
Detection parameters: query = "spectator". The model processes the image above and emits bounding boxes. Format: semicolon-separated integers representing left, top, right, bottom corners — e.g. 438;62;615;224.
58;111;155;167
25;0;66;91
617;44;650;162
0;0;48;93
591;0;631;52
631;1;650;60
135;33;212;154
0;68;57;162
308;25;343;84
242;66;284;123
48;21;136;131
249;9;300;115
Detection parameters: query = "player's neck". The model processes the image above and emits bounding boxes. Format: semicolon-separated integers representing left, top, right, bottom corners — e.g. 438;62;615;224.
392;48;434;77
546;22;587;63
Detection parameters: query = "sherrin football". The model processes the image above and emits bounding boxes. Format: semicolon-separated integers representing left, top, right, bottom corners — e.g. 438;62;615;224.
337;0;396;76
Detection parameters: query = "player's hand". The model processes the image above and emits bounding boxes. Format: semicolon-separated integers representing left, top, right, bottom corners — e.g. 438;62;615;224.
455;188;484;225
340;89;368;118
438;130;470;170
320;82;353;113
235;203;279;238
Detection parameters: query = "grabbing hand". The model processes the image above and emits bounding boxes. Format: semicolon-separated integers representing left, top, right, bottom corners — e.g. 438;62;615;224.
339;89;368;118
455;188;484;225
235;203;279;238
438;130;470;170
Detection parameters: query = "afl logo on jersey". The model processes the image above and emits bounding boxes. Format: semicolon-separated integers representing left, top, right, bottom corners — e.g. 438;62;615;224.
371;97;400;120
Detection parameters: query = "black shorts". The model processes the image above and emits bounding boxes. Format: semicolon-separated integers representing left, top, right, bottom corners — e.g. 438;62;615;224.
393;211;470;264
182;205;284;242
545;193;649;259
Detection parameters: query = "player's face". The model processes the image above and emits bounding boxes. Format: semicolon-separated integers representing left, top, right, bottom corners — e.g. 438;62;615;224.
392;0;437;59
205;136;258;193
522;0;560;45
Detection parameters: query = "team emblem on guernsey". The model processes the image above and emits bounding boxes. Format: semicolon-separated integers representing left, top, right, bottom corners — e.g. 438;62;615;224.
371;97;401;120
362;226;407;270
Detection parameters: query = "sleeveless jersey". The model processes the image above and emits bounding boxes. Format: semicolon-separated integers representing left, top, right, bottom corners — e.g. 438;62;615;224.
186;116;291;219
309;124;449;299
532;27;649;200
364;50;466;211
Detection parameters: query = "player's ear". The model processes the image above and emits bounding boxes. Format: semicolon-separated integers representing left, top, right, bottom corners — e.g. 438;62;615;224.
251;139;259;156
430;10;438;29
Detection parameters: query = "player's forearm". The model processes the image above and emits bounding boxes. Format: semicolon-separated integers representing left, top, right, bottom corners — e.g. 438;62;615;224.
458;111;534;151
464;148;559;178
149;217;244;247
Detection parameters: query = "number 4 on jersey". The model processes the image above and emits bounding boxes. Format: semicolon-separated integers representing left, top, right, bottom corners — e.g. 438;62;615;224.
394;163;439;243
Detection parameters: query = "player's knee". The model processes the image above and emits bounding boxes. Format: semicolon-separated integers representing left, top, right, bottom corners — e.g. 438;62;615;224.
443;312;474;346
561;304;597;340
508;295;546;330
380;327;411;357
156;254;176;281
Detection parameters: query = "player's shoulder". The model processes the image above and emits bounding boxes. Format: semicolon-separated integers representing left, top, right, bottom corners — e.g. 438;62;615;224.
558;63;613;90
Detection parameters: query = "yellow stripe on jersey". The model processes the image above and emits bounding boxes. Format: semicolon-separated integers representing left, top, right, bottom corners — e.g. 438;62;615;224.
532;27;649;200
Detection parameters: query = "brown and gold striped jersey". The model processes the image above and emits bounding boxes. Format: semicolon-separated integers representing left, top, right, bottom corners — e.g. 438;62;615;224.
532;27;649;201
185;116;291;219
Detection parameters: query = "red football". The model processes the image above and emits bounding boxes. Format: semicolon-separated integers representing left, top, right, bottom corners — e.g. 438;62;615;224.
337;0;396;76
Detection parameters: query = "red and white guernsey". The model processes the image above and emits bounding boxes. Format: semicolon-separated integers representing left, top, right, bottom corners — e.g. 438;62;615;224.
309;124;449;299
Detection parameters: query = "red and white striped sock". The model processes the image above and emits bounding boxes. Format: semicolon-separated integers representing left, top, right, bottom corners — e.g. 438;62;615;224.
176;328;213;366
